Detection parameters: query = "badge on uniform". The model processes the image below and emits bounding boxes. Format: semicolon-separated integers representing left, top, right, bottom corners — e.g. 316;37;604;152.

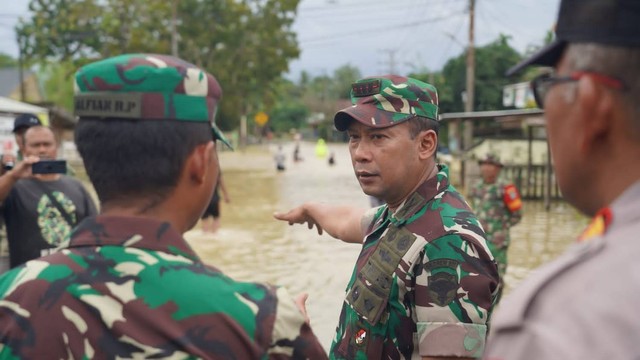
354;329;367;346
578;207;613;243
503;184;522;212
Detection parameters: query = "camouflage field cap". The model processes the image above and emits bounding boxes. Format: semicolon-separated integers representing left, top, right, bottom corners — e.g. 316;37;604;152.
73;53;232;149
334;75;439;131
478;153;504;167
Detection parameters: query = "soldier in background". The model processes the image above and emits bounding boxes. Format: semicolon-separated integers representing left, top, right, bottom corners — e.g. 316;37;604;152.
468;153;522;304
0;54;326;359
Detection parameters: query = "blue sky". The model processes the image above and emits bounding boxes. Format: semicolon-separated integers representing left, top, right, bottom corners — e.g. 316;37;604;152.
1;0;561;79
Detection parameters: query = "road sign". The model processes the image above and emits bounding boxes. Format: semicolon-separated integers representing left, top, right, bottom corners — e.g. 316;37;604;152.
254;111;269;126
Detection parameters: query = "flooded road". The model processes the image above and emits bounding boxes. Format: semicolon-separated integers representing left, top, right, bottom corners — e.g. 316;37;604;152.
185;141;589;350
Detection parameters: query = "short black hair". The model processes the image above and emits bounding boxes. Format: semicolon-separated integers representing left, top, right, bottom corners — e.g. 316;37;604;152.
406;116;439;159
406;116;439;139
75;118;212;207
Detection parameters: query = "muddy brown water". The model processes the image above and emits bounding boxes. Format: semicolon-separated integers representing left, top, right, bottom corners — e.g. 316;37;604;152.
185;141;589;350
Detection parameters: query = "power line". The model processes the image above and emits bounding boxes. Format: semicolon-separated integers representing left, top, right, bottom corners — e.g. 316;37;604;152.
299;10;465;45
299;0;462;13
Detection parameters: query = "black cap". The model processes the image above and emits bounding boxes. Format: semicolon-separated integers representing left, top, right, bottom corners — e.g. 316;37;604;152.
12;113;42;133
507;0;640;76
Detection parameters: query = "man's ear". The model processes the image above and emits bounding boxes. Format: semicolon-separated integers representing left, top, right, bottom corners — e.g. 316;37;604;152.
576;76;614;155
186;141;216;185
417;129;438;160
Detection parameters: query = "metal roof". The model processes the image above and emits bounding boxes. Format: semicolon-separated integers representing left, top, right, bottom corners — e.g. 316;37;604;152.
439;108;544;121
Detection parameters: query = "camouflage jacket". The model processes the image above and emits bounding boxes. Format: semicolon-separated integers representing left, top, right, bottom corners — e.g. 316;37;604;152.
0;215;327;360
468;180;522;250
330;165;499;359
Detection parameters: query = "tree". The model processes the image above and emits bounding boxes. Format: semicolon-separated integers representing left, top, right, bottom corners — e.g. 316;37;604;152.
437;34;522;113
331;65;361;99
39;61;77;111
16;0;103;63
177;0;301;130
17;0;302;131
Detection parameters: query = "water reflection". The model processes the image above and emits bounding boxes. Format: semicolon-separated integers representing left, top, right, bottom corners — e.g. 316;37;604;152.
185;141;589;350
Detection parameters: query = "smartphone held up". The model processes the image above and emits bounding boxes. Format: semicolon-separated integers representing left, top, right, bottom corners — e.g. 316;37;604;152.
32;160;67;174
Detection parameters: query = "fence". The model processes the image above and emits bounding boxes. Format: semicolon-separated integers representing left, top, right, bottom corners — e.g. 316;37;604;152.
502;164;562;200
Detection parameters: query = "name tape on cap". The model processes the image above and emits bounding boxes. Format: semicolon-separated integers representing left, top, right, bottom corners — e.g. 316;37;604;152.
75;93;142;118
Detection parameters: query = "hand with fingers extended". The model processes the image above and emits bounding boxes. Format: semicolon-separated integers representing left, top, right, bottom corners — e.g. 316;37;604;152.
273;204;324;235
273;202;367;244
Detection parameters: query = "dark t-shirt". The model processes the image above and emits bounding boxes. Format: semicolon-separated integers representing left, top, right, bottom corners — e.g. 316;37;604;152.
3;177;97;268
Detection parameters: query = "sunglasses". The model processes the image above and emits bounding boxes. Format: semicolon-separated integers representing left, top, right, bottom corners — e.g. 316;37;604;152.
530;71;625;108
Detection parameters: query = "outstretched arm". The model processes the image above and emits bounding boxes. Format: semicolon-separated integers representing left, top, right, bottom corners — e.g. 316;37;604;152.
273;202;367;244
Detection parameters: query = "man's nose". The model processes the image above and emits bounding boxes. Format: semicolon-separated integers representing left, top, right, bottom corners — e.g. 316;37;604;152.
353;141;372;161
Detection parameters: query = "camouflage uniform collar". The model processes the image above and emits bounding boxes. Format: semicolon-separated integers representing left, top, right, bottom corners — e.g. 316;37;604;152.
67;215;201;262
388;164;450;225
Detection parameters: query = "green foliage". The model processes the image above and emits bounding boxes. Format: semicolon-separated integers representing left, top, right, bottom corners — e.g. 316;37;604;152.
269;102;309;133
39;60;76;111
18;0;301;130
177;0;301;131
437;34;523;113
0;53;18;68
16;1;546;140
17;0;103;62
331;65;362;99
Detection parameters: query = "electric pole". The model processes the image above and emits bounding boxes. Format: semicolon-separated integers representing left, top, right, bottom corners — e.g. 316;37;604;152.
171;0;179;56
465;0;475;113
462;0;476;190
380;49;398;74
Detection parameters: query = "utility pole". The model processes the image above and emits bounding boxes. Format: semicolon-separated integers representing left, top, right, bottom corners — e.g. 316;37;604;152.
171;0;179;56
465;0;475;113
462;0;476;190
16;33;25;102
380;49;398;74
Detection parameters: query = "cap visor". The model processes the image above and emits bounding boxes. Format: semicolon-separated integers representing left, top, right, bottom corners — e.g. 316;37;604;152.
212;124;233;150
506;40;566;76
334;110;356;131
334;106;414;131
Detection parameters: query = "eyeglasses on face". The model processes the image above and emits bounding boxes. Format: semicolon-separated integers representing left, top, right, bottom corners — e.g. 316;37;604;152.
530;71;625;108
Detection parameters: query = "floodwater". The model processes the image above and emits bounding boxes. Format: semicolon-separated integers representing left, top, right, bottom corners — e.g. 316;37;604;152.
185;141;589;351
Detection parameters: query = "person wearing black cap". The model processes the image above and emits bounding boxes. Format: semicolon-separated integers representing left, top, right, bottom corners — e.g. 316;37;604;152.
484;0;640;359
0;113;42;173
0;125;97;268
11;113;41;159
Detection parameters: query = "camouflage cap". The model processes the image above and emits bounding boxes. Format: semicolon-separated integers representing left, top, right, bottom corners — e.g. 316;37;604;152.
334;75;439;131
478;153;503;167
73;53;232;149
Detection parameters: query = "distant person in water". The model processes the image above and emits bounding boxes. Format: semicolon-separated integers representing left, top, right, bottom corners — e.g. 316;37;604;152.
315;138;327;158
274;145;286;171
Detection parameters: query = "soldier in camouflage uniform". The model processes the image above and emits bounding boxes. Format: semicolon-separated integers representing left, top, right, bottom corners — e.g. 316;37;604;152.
0;54;327;359
275;75;499;359
468;154;522;304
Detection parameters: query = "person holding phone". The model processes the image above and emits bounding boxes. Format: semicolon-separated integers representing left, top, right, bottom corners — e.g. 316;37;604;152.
0;125;97;267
